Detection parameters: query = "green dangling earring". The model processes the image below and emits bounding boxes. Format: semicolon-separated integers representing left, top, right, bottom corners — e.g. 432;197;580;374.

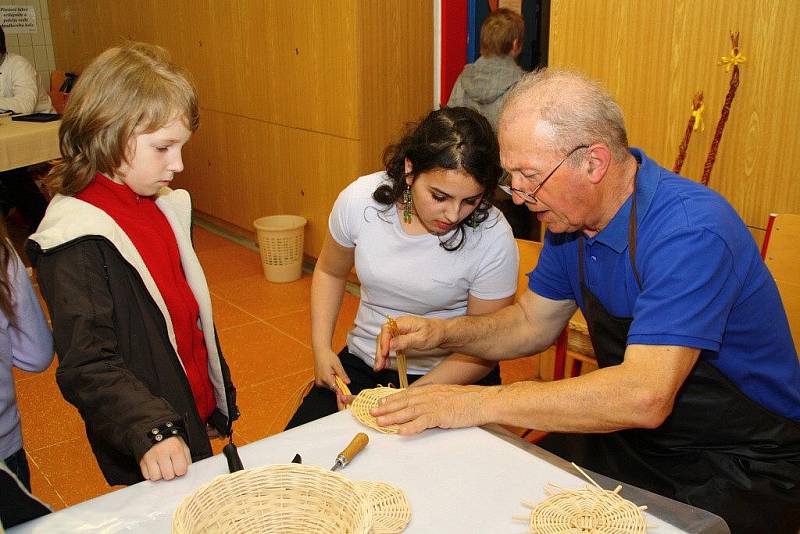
402;185;413;223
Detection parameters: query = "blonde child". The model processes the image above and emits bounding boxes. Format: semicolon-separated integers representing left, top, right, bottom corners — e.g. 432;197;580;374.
27;43;238;486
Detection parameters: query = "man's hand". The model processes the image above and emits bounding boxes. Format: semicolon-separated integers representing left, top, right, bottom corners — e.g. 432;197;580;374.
375;316;448;371
369;384;493;435
139;436;192;481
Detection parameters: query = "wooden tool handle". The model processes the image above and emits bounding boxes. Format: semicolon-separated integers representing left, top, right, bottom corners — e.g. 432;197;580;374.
339;432;369;463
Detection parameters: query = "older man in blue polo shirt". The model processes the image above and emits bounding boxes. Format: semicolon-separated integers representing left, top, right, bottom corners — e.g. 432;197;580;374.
371;68;800;533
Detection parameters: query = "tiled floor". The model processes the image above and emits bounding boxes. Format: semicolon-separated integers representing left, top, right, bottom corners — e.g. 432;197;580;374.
13;224;537;510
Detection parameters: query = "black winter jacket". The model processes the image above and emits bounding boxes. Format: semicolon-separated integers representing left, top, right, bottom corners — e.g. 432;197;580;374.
27;190;238;485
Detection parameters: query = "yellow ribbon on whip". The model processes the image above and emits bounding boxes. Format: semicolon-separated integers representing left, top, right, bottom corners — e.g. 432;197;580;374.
720;50;746;72
691;102;705;132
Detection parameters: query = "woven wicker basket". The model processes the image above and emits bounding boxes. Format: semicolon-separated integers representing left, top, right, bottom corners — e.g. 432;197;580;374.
350;387;402;434
567;315;595;359
172;464;409;534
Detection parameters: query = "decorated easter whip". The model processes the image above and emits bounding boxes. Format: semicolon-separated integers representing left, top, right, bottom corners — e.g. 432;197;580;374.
701;32;746;186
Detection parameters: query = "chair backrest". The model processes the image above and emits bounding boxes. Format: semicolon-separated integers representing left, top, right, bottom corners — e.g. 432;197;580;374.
515;238;542;300
48;70;70;114
763;213;800;356
49;70;67;93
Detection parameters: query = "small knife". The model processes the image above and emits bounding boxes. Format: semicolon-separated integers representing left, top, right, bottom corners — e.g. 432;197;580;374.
330;432;369;471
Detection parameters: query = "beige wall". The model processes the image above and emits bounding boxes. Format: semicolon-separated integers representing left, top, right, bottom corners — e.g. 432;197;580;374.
549;0;800;246
47;0;433;258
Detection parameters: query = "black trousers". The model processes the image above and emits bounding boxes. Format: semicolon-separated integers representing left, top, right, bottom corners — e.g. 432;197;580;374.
3;447;31;492
0;448;49;528
286;347;501;430
0;168;48;232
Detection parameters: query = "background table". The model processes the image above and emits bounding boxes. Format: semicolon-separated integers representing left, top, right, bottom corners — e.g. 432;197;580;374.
0;118;61;172
9;411;730;533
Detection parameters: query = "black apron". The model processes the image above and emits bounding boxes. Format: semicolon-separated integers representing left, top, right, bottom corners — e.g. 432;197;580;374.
538;175;800;534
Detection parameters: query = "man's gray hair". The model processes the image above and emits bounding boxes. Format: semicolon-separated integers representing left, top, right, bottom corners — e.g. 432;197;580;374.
500;68;629;163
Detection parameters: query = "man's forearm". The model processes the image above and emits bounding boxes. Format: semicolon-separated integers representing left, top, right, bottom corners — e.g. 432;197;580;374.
439;303;549;360
481;361;679;432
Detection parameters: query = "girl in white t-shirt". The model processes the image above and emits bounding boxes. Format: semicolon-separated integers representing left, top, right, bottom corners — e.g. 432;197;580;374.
287;107;518;428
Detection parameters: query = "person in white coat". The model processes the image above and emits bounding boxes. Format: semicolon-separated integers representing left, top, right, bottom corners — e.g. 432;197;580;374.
0;26;54;232
0;26;54;114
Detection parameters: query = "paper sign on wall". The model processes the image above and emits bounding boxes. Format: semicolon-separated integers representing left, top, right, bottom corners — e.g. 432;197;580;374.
0;6;38;34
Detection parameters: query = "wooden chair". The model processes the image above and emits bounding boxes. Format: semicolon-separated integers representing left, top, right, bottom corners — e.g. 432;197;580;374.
48;70;71;114
762;213;800;357
511;239;599;377
511;239;547;442
513;238;544;378
563;310;598;377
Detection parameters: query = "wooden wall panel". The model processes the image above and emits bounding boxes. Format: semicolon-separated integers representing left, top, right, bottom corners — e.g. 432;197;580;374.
49;0;359;139
173;110;359;255
549;0;800;231
357;0;434;174
48;1;433;258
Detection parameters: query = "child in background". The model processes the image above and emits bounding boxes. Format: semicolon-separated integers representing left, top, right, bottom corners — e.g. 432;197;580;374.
447;8;525;130
0;216;53;491
27;42;238;486
448;8;536;240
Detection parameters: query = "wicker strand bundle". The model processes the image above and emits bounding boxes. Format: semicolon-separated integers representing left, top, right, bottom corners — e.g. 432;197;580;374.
513;463;653;534
350;386;403;433
386;317;409;388
335;375;352;396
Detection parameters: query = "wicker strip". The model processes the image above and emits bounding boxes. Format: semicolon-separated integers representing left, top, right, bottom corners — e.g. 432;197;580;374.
350;386;402;433
386;317;409;388
357;480;412;533
173;464;373;534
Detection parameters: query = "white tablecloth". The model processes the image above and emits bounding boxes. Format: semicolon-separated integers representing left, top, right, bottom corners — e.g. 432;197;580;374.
9;410;729;533
0;118;61;172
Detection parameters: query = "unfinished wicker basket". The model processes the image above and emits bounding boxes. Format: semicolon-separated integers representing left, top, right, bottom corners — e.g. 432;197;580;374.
359;480;412;534
173;464;410;534
517;482;650;534
350;386;403;434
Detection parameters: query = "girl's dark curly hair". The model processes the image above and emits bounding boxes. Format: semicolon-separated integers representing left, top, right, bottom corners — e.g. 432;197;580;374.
373;107;502;251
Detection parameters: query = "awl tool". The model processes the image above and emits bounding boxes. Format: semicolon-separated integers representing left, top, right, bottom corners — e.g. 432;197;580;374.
330;432;369;471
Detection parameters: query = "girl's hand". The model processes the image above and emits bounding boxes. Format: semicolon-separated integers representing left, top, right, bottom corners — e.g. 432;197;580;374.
139;436;192;481
314;348;351;411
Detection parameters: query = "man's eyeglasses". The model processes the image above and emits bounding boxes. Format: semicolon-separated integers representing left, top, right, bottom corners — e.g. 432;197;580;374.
499;144;590;204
